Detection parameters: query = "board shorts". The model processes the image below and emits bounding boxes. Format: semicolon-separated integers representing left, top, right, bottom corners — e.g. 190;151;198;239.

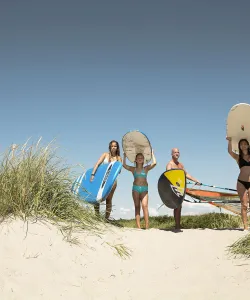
132;185;148;194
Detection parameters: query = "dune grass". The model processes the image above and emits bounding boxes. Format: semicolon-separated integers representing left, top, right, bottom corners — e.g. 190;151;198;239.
228;233;250;259
0;139;133;259
116;213;243;230
0;139;105;235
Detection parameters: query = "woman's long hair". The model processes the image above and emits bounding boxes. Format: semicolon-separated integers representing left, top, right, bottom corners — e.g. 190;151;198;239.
108;140;120;158
238;139;250;159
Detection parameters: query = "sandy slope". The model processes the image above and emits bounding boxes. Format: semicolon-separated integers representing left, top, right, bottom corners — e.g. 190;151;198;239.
1;220;250;300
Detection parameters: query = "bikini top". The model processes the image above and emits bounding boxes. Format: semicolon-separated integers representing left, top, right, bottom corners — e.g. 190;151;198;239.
103;157;109;164
239;156;250;168
133;168;147;179
103;155;118;164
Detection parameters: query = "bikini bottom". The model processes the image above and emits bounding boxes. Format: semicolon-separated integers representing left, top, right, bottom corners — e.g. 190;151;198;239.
132;185;148;194
238;179;250;190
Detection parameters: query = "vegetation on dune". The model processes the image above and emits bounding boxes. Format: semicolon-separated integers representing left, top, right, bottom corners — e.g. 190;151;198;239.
0;138;132;258
117;213;243;230
0;139;104;233
228;233;250;259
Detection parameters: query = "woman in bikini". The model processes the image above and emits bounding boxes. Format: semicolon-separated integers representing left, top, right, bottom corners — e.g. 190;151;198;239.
90;140;122;219
123;150;157;229
227;137;250;230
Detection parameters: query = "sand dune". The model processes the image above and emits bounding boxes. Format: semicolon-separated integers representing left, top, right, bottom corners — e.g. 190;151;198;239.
1;220;250;299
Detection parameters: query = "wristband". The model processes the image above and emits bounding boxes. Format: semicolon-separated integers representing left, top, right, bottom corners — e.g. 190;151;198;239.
91;174;95;176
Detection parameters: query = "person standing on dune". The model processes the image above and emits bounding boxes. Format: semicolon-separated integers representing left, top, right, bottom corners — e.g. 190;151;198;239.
166;148;201;230
90;140;122;219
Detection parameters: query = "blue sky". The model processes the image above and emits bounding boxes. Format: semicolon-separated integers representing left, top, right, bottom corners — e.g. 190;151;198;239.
1;0;250;219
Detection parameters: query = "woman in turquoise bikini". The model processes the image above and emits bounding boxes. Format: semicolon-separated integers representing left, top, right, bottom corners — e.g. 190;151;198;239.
123;150;157;229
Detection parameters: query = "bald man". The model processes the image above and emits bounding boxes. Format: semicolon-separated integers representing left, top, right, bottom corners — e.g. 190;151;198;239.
166;148;201;230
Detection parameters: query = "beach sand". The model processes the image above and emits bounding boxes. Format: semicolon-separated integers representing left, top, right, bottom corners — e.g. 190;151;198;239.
1;219;250;300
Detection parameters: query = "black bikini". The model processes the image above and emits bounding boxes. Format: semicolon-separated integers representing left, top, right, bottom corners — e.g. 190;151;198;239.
238;156;250;189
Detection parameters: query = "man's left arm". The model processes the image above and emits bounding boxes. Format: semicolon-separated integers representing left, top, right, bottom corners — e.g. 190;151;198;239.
186;173;200;184
182;165;201;184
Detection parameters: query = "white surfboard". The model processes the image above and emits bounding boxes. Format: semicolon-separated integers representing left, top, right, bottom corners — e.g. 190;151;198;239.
226;103;250;153
122;130;152;163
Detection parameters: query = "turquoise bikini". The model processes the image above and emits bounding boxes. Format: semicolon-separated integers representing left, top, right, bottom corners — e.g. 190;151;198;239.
132;168;148;194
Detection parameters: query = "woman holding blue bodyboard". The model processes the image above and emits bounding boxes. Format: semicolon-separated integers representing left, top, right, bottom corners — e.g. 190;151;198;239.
91;140;122;219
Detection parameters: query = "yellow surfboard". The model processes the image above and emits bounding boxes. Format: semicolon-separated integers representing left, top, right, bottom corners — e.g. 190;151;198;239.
158;169;186;209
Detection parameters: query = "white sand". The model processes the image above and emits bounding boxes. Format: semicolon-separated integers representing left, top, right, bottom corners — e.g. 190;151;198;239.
1;220;250;300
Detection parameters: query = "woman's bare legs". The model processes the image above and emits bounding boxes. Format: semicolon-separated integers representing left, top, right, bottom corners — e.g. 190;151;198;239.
94;182;117;219
105;182;117;219
237;181;249;230
141;192;149;229
132;190;149;229
132;190;141;228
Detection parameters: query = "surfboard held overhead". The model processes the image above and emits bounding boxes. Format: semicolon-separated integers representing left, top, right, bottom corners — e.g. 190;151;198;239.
122;130;152;163
227;103;250;153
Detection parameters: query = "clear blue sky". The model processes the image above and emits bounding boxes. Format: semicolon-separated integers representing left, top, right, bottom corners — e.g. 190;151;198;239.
1;0;250;219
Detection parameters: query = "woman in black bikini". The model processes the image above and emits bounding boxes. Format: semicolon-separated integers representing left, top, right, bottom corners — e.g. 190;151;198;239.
227;137;250;230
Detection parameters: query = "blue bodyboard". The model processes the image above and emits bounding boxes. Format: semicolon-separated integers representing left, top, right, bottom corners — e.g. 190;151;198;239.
72;161;122;204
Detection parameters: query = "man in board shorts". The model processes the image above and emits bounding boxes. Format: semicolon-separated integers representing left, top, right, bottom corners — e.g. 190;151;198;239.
166;148;201;231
